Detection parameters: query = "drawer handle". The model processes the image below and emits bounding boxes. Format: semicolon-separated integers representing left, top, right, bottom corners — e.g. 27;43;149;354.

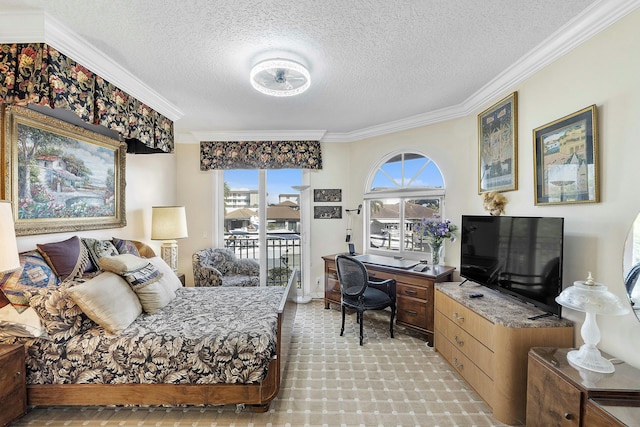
453;312;465;322
331;289;340;294
403;309;418;316
564;412;573;420
14;371;21;377
454;335;464;346
452;357;463;370
403;289;418;295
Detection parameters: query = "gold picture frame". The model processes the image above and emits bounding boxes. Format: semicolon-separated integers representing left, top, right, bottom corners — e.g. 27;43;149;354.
478;92;518;193
533;105;599;205
2;106;126;235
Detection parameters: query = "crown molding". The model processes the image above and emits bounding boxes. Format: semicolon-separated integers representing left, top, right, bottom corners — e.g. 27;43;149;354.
190;130;327;142
0;11;183;121
321;0;640;143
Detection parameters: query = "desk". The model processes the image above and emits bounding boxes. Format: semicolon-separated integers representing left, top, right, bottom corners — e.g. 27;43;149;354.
322;254;455;344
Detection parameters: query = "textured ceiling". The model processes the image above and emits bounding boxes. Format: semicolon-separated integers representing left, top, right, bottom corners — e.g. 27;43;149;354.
0;0;629;142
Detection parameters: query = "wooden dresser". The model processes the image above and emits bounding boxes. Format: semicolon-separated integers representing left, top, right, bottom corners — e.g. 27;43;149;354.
527;347;640;427
0;344;27;427
434;284;574;425
322;254;454;344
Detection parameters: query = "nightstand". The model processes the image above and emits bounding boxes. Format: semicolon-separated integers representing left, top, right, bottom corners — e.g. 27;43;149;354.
0;344;27;426
177;273;185;286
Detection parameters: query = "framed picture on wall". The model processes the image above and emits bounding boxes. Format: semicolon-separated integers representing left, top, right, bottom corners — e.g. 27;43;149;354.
314;188;342;202
314;206;342;219
478;92;518;193
2;106;127;235
533;104;599;205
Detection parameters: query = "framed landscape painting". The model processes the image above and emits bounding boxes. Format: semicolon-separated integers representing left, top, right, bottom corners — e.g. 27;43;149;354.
2;106;126;235
478;92;518;193
533;105;599;205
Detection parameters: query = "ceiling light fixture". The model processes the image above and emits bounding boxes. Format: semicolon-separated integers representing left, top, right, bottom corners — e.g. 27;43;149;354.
250;59;310;97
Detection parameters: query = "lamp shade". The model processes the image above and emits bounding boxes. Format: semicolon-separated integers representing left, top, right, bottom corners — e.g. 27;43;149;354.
151;206;188;240
556;273;629;316
0;201;20;273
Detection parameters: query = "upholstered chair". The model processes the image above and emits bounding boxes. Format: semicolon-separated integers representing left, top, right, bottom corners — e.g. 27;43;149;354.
192;248;259;287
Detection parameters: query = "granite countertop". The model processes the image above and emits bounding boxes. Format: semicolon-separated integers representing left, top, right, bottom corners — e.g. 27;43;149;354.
436;282;574;329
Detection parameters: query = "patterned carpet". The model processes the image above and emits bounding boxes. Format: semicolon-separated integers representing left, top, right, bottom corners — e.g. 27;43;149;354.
13;300;513;427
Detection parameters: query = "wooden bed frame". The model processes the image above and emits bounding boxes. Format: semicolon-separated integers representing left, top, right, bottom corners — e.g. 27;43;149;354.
26;271;298;413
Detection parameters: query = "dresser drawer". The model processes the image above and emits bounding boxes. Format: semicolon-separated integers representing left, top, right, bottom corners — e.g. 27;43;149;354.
397;296;427;329
437;333;494;408
435;290;495;349
435;310;494;378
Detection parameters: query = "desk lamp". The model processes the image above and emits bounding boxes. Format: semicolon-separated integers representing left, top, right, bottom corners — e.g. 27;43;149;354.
151;206;188;273
556;272;630;373
0;201;20;275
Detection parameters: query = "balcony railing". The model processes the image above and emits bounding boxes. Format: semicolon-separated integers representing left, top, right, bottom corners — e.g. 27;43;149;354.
224;232;301;287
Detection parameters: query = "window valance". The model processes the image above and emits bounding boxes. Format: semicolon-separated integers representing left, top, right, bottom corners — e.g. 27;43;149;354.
200;140;323;170
0;43;174;153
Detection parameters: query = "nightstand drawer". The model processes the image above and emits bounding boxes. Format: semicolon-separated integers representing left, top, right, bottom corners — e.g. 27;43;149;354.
0;344;26;426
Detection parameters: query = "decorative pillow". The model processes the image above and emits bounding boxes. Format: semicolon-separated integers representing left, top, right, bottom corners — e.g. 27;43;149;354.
82;238;119;270
147;256;183;292
0;305;46;338
29;281;95;340
0;250;60;313
68;272;142;334
98;255;173;314
37;236;90;281
111;237;141;256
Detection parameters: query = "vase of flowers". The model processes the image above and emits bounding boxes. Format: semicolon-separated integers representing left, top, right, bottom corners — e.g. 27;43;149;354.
414;216;458;265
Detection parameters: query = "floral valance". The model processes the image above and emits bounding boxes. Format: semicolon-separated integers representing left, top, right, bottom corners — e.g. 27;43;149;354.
200;140;323;170
0;43;174;152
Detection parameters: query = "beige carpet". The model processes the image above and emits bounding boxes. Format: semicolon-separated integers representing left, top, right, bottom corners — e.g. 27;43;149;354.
13;300;512;427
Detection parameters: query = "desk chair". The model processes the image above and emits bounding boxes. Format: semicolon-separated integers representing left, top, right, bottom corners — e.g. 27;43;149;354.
335;254;396;345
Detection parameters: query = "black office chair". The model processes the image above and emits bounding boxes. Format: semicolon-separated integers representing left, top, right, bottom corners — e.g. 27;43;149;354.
335;254;396;345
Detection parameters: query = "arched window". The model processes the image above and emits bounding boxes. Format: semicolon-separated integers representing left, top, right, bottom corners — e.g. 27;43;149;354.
364;152;446;257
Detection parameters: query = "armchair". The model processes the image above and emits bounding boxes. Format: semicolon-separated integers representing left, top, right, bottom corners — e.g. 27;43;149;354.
192;248;259;287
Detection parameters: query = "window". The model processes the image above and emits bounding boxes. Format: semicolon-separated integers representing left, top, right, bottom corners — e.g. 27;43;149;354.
365;152;446;257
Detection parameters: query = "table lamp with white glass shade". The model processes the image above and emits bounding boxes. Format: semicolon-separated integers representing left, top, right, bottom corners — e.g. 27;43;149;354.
556;272;630;373
151;206;188;273
0;201;21;274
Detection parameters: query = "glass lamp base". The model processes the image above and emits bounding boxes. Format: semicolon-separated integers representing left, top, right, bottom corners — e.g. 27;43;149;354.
567;345;615;373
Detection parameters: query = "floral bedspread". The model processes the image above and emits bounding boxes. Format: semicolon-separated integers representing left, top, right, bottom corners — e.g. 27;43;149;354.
4;286;284;385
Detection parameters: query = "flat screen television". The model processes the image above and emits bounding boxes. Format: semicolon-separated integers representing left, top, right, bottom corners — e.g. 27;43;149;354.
460;215;564;317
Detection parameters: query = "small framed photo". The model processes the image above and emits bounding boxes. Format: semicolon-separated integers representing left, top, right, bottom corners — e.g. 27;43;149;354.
478;92;518;194
533;105;599;205
313;188;342;202
314;206;342;219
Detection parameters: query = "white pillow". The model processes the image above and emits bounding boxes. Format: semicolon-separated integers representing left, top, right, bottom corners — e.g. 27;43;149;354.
68;272;142;334
148;256;183;292
0;305;46;337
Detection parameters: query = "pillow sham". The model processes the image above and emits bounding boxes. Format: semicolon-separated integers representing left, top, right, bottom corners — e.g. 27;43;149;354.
68;272;142;334
29;281;95;340
0;250;60;313
82;238;119;270
111;237;141;256
147;256;183;292
37;236;90;281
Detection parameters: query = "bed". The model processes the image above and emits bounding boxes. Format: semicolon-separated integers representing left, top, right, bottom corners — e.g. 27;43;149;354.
0;237;297;412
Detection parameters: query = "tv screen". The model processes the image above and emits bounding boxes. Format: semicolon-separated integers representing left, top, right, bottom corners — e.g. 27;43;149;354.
460;215;564;316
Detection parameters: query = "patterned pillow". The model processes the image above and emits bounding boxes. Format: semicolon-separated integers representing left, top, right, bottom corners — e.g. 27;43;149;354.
111;237;141;256
82;238;119;270
37;236;90;281
29;281;95;341
0;250;60;313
